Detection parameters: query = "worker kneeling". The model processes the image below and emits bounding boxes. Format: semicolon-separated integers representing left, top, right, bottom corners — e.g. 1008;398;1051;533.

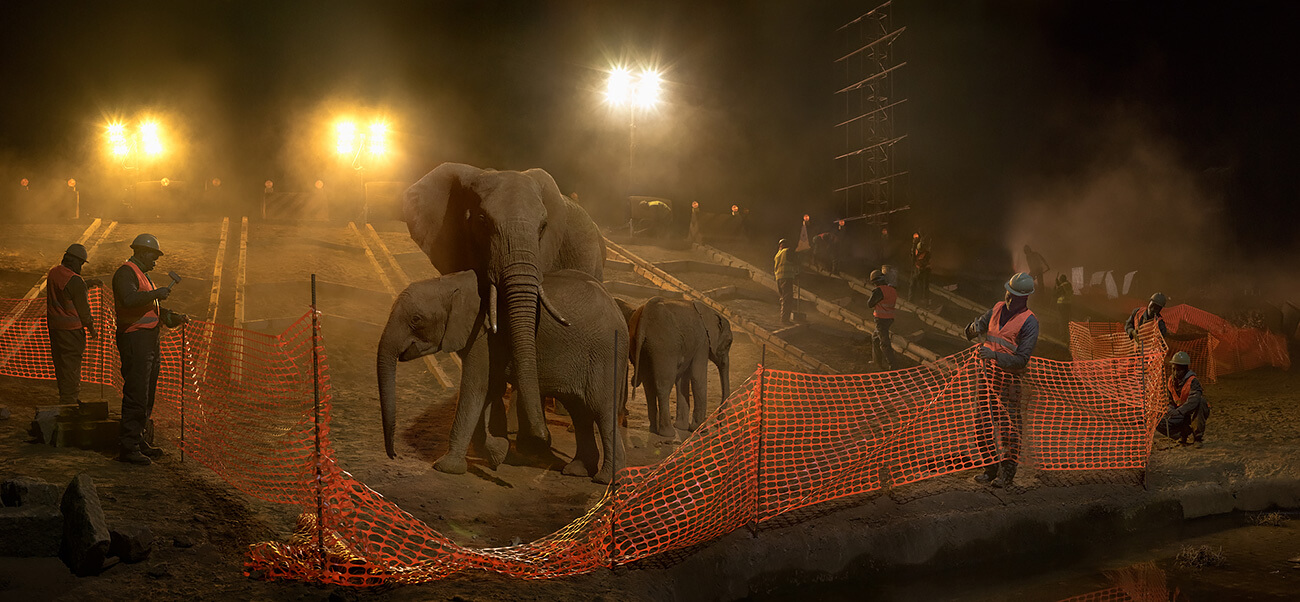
1156;351;1209;447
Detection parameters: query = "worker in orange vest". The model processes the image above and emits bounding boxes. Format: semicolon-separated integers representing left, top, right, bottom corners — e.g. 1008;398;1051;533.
112;234;189;465
1126;292;1169;340
1156;351;1209;447
964;272;1040;489
45;243;101;405
867;269;897;370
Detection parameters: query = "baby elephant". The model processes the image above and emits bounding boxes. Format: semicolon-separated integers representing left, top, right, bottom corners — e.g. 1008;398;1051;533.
377;270;628;484
628;297;733;437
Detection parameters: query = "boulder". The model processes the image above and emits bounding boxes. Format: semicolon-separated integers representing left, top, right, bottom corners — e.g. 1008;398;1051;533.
0;505;62;556
0;405;10;420
29;409;59;444
59;473;111;577
109;524;154;563
2;476;62;508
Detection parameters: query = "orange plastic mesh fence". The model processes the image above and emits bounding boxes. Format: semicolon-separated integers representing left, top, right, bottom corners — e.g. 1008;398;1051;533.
2;290;1169;584
1162;303;1290;374
1069;320;1217;383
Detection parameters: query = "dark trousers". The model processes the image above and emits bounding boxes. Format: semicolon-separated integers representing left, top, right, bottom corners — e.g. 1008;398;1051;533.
117;327;161;452
1157;398;1209;443
48;327;86;404
978;369;1023;467
873;317;896;370
909;268;931;302
778;278;796;323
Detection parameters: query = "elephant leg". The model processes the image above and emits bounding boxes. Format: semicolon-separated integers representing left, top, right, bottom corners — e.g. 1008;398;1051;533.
651;369;678;438
689;368;708;432
562;402;599;478
482;377;510;469
594;398;625;485
674;374;692;431
434;343;491;475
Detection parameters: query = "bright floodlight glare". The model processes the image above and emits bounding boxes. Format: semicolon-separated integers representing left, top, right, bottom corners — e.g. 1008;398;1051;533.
106;122;129;155
633;69;661;109
336;121;357;155
368;121;387;155
605;67;633;105
140;121;163;156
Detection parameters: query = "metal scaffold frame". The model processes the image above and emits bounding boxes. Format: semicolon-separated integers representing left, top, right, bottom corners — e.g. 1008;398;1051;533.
834;1;908;230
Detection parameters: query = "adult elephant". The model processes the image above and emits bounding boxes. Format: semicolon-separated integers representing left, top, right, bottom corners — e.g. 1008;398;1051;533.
404;163;605;455
377;270;627;483
628;297;733;436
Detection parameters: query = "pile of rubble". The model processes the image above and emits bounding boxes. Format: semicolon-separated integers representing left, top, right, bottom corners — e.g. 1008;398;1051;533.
0;473;153;576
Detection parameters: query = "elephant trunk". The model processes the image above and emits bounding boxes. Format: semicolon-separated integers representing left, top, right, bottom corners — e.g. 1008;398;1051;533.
376;323;404;459
502;266;550;451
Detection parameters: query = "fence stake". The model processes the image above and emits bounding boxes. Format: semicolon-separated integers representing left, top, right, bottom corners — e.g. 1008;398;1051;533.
312;274;324;568
750;345;766;534
180;322;186;463
608;328;619;569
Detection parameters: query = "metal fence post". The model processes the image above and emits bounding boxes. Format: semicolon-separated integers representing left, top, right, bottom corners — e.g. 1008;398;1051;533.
750;345;766;534
180;322;187;463
312;274;324;567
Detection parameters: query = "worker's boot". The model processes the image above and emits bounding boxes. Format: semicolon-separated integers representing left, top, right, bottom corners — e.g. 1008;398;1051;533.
991;461;1017;489
139;441;165;459
117;448;152;466
974;464;999;485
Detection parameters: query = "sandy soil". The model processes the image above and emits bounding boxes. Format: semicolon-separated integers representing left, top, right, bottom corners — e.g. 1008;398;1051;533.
0;219;1296;601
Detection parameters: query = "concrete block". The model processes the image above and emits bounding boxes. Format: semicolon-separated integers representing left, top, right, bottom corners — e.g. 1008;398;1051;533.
78;400;109;421
2;476;62;508
1165;483;1235;519
78;419;118;450
52;422;76;448
60;473;111;577
36;404;80;422
1233;479;1300;512
0;505;62;557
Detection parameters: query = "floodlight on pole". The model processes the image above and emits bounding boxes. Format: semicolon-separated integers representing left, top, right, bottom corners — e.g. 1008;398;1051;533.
605;66;664;225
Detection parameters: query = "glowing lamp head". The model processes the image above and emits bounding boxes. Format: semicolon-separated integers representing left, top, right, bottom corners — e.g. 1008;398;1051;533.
211;178;221;188
803;214;810;222
731;204;739;214
139;121;163;156
335;121;357;155
67;178;76;188
692;201;699;209
264;180;274;190
160;178;170;187
20;178;29;187
315;180;325;190
606;67;661;109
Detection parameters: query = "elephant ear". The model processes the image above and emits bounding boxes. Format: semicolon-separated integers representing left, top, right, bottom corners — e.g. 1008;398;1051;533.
691;301;717;350
404;163;484;275
439;271;483;353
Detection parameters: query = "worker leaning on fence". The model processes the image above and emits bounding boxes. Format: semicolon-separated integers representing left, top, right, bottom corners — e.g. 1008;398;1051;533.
867;269;897;371
1126;292;1169;340
113;234;189;466
46;243;103;405
964;272;1040;489
1157;351;1210;447
774;238;799;325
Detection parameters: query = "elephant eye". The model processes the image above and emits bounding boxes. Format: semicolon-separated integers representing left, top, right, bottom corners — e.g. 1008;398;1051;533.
539;220;547;235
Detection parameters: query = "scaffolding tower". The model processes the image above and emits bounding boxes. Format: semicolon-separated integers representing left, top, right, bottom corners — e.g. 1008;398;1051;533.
834;1;908;232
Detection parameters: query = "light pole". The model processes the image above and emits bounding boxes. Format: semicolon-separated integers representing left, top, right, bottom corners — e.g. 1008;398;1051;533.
605;67;662;233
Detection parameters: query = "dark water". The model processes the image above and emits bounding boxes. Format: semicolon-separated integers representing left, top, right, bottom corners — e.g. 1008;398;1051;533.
752;512;1300;601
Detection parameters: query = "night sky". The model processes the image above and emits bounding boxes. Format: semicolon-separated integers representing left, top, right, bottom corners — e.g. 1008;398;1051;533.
1;1;1297;271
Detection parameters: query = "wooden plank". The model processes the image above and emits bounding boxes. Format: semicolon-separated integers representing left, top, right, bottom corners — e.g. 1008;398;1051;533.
205;217;230;324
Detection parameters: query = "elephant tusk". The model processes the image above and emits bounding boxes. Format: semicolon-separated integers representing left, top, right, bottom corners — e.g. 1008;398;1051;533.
488;283;499;333
538;286;570;326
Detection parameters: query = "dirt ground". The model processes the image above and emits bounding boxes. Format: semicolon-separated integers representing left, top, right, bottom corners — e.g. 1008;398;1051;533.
1;219;1297;601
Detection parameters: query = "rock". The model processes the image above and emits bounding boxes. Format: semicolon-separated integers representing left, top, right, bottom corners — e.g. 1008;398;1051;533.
146;562;171;578
29;411;58;444
60;472;111;577
173;534;194;548
0;405;10;420
109;524;154;563
0;505;62;556
2;476;62;508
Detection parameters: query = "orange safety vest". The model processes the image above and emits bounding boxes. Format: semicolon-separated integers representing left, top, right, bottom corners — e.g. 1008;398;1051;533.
983;302;1035;354
1167;373;1198;406
1131;308;1165;334
873;285;897;319
117;260;160;333
46;264;83;330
